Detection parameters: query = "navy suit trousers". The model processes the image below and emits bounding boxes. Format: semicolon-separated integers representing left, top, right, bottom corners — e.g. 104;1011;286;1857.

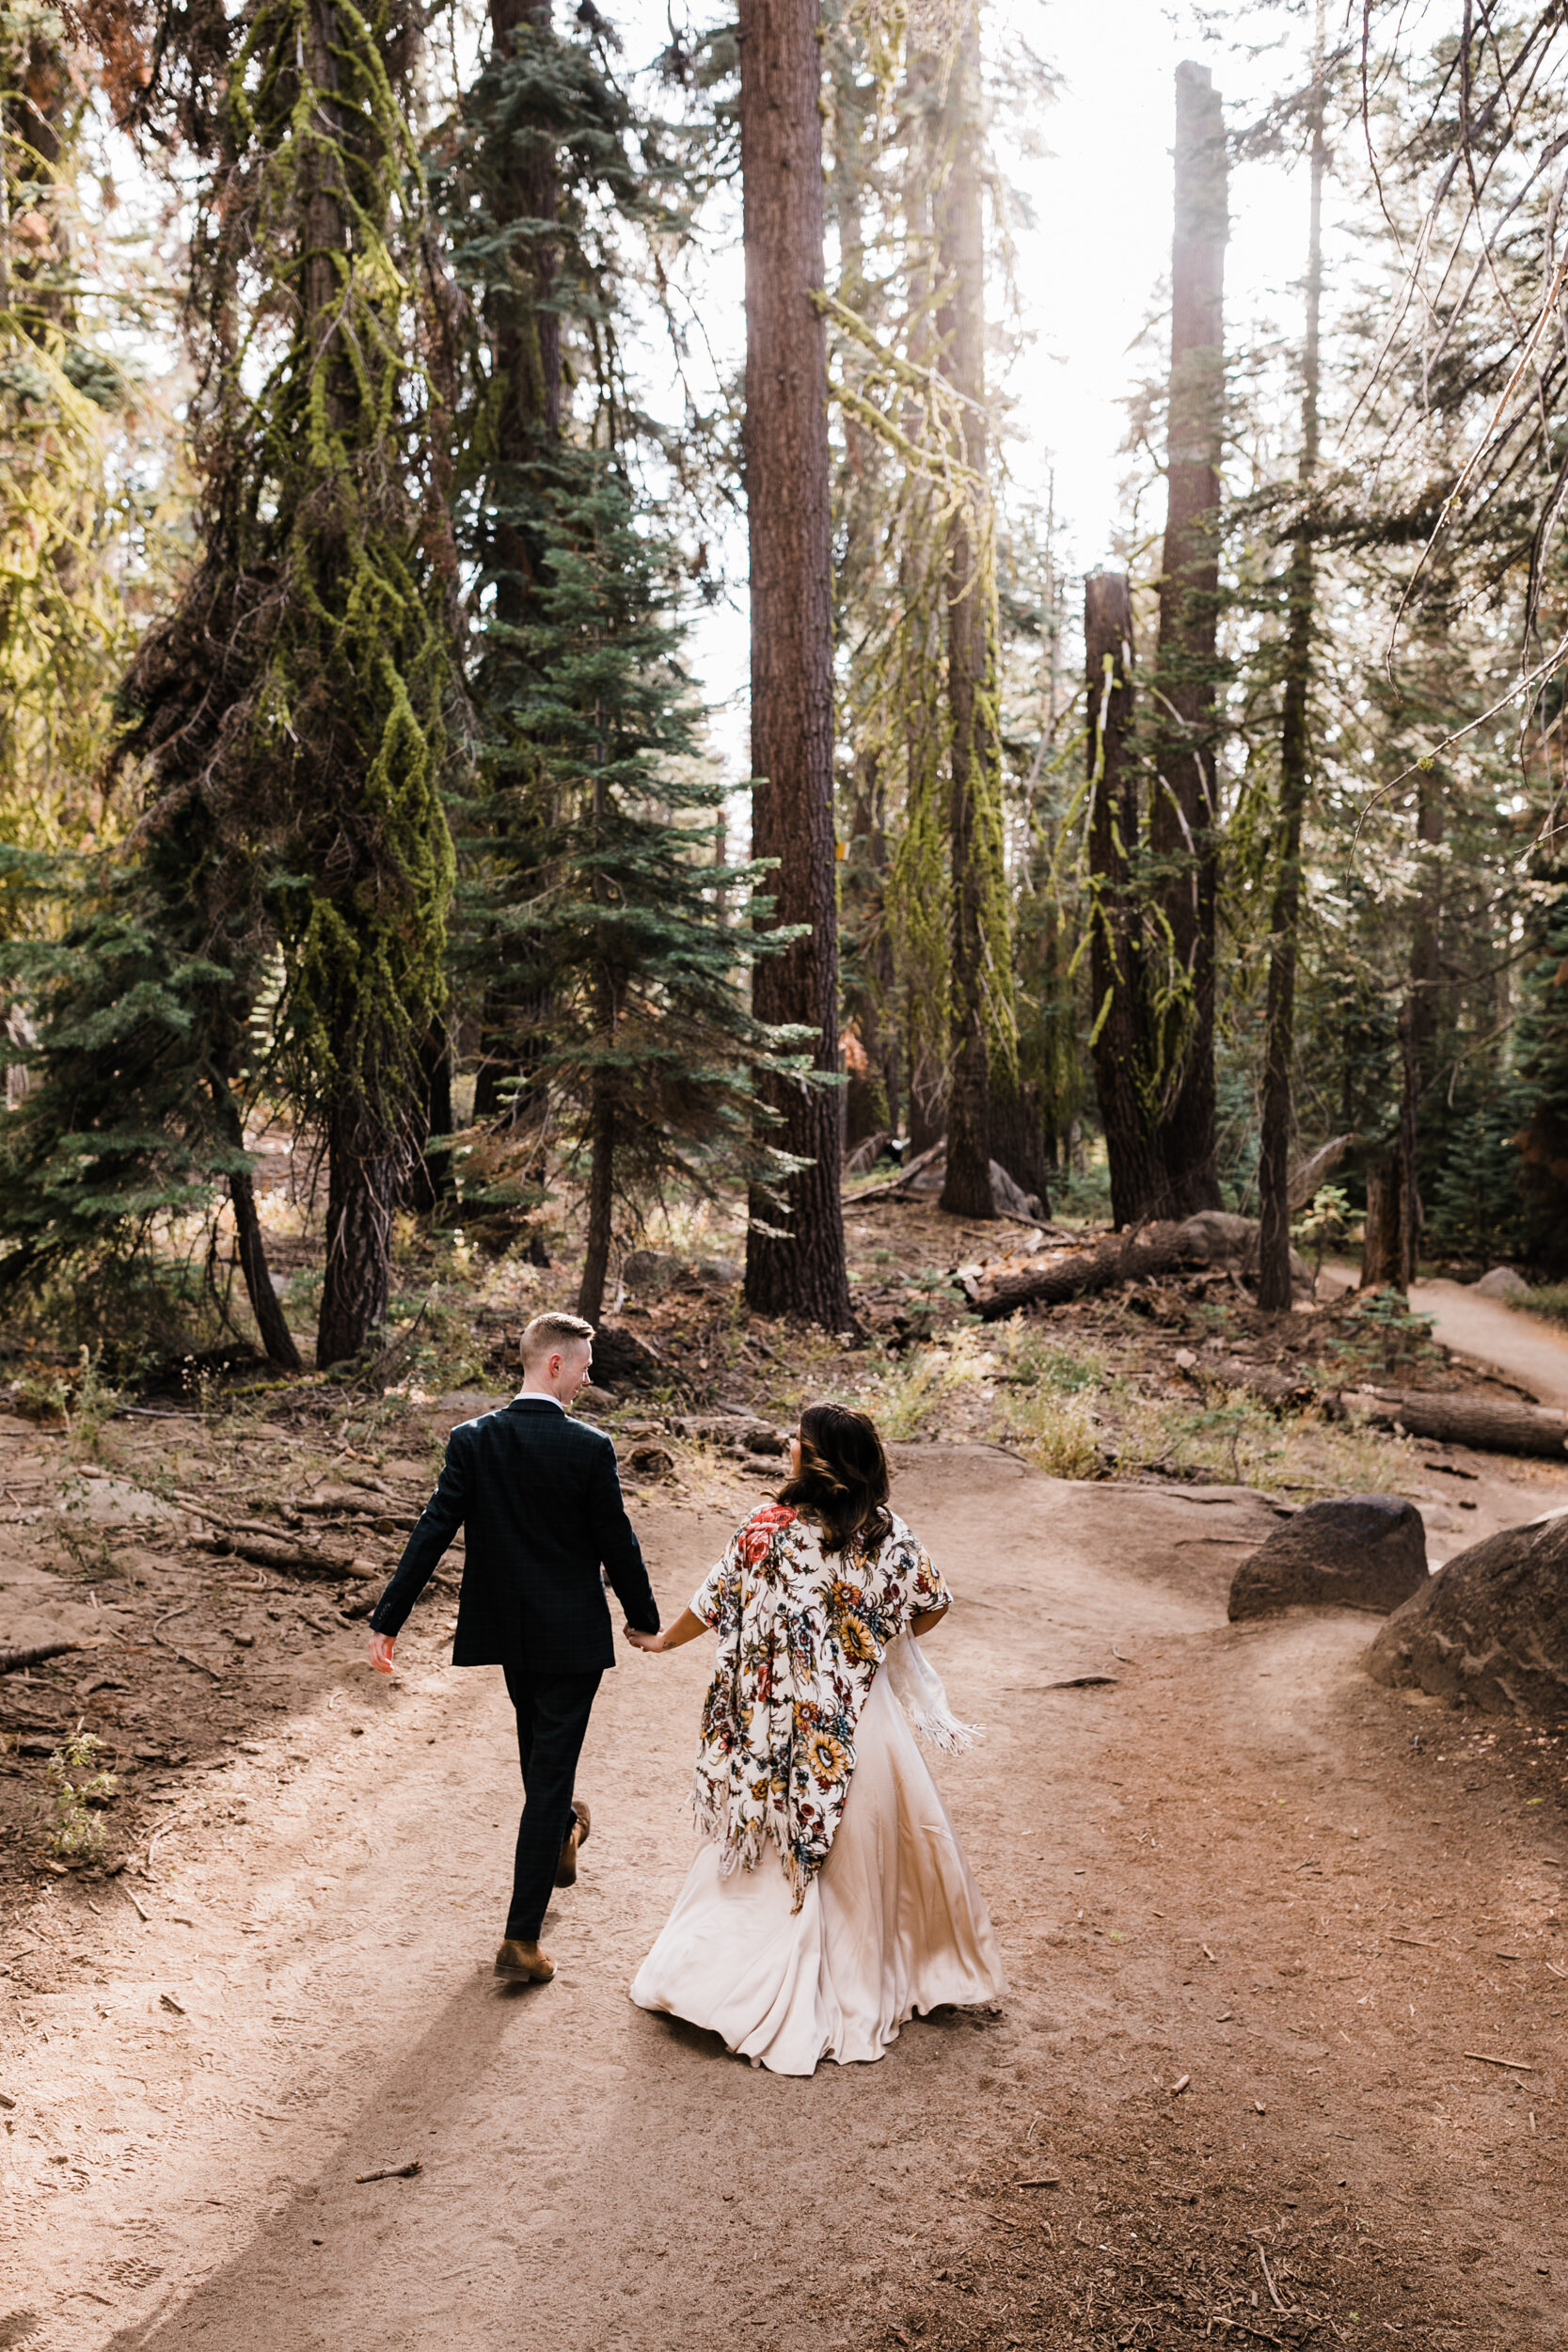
501;1661;603;1942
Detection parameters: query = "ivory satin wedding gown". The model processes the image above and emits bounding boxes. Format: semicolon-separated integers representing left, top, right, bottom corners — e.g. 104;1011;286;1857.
630;1659;1006;2076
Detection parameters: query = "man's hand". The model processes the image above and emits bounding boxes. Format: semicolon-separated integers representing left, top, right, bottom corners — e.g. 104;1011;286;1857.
624;1607;704;1656
368;1630;395;1675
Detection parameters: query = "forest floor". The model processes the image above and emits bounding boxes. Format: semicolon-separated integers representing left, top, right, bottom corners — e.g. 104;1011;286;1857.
3;1183;1566;2346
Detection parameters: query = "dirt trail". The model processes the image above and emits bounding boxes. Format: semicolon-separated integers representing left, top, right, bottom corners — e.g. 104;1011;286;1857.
1411;1281;1568;1412
4;1448;1564;2349
1323;1263;1568;1410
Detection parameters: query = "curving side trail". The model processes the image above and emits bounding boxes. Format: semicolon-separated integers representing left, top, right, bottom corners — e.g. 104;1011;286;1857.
1410;1279;1568;1413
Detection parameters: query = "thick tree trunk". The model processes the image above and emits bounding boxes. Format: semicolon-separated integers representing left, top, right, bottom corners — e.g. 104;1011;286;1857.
1150;60;1227;1216
738;0;852;1328
471;0;561;1119
1257;47;1324;1315
1085;568;1166;1225
301;0;415;1370
317;1101;398;1365
937;11;1001;1221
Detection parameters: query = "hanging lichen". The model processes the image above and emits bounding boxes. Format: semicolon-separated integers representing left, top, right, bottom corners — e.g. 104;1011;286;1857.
114;0;465;1362
0;0;155;863
821;8;1018;1137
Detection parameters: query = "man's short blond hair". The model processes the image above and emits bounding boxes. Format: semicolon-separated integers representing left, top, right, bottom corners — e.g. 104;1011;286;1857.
520;1311;595;1367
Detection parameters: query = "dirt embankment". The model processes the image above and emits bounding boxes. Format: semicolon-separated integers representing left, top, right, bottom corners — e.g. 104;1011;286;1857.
3;1443;1564;2352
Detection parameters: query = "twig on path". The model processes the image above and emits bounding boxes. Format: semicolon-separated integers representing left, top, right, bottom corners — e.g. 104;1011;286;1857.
120;1883;149;1923
1465;2050;1535;2071
294;1606;344;1638
1257;2245;1294;2315
1044;1675;1119;1690
1170;2073;1191;2094
356;2159;422;2184
147;1817;185;1871
1111;1645;1137;1663
1015;2174;1060;2187
170;1489;233;1527
151;1600;223;1683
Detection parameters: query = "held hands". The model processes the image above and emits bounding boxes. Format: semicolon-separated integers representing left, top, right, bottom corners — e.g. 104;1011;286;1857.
624;1606;704;1656
368;1630;396;1675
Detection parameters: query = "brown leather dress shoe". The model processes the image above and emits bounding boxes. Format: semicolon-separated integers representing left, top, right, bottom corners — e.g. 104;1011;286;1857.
554;1799;592;1888
494;1937;555;1983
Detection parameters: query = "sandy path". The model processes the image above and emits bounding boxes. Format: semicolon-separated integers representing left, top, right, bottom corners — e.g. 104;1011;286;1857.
1323;1261;1568;1408
4;1450;1563;2348
1410;1280;1568;1410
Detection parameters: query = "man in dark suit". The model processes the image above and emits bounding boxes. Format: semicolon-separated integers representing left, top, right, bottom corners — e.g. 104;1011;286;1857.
367;1311;659;1983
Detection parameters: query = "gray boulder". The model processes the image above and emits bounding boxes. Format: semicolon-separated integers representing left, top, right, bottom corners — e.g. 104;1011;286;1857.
990;1161;1048;1222
1227;1494;1428;1622
621;1248;739;1295
622;1248;676;1294
1366;1510;1568;1717
1176;1210;1313;1296
898;1141;1045;1220
1474;1265;1531;1300
1176;1210;1259;1263
694;1255;742;1287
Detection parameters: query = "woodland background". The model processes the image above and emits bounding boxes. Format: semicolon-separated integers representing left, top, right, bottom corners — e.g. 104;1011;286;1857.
0;0;1566;1387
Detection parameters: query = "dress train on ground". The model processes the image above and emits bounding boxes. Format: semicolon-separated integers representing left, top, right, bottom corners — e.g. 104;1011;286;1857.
629;1667;1006;2075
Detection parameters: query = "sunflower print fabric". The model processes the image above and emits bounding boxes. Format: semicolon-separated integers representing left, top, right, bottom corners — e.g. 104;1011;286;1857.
688;1502;950;1908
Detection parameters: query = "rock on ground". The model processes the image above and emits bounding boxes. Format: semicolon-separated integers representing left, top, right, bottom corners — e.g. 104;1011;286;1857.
621;1250;740;1295
898;1144;1046;1221
1366;1509;1568;1716
1228;1494;1428;1622
1474;1265;1532;1299
1175;1210;1313;1297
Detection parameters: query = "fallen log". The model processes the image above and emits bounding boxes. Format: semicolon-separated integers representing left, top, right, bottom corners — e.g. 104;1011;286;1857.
1287;1131;1357;1212
192;1533;378;1580
843;1139;954;1205
976;1223;1199;1320
1347;1389;1568;1459
0;1639;83;1674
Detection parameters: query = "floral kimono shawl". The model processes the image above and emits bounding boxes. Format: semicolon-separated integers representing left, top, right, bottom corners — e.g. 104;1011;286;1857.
689;1502;951;1908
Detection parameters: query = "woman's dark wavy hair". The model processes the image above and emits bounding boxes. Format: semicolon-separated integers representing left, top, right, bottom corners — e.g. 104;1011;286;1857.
777;1402;893;1556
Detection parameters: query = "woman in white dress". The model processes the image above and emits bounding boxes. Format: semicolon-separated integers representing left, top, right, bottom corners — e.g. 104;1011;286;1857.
625;1402;1006;2075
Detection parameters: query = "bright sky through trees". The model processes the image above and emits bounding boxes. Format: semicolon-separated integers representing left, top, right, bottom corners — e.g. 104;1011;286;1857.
610;0;1323;778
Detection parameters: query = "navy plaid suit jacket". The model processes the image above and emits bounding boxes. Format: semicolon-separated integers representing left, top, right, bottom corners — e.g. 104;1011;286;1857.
369;1397;659;1674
